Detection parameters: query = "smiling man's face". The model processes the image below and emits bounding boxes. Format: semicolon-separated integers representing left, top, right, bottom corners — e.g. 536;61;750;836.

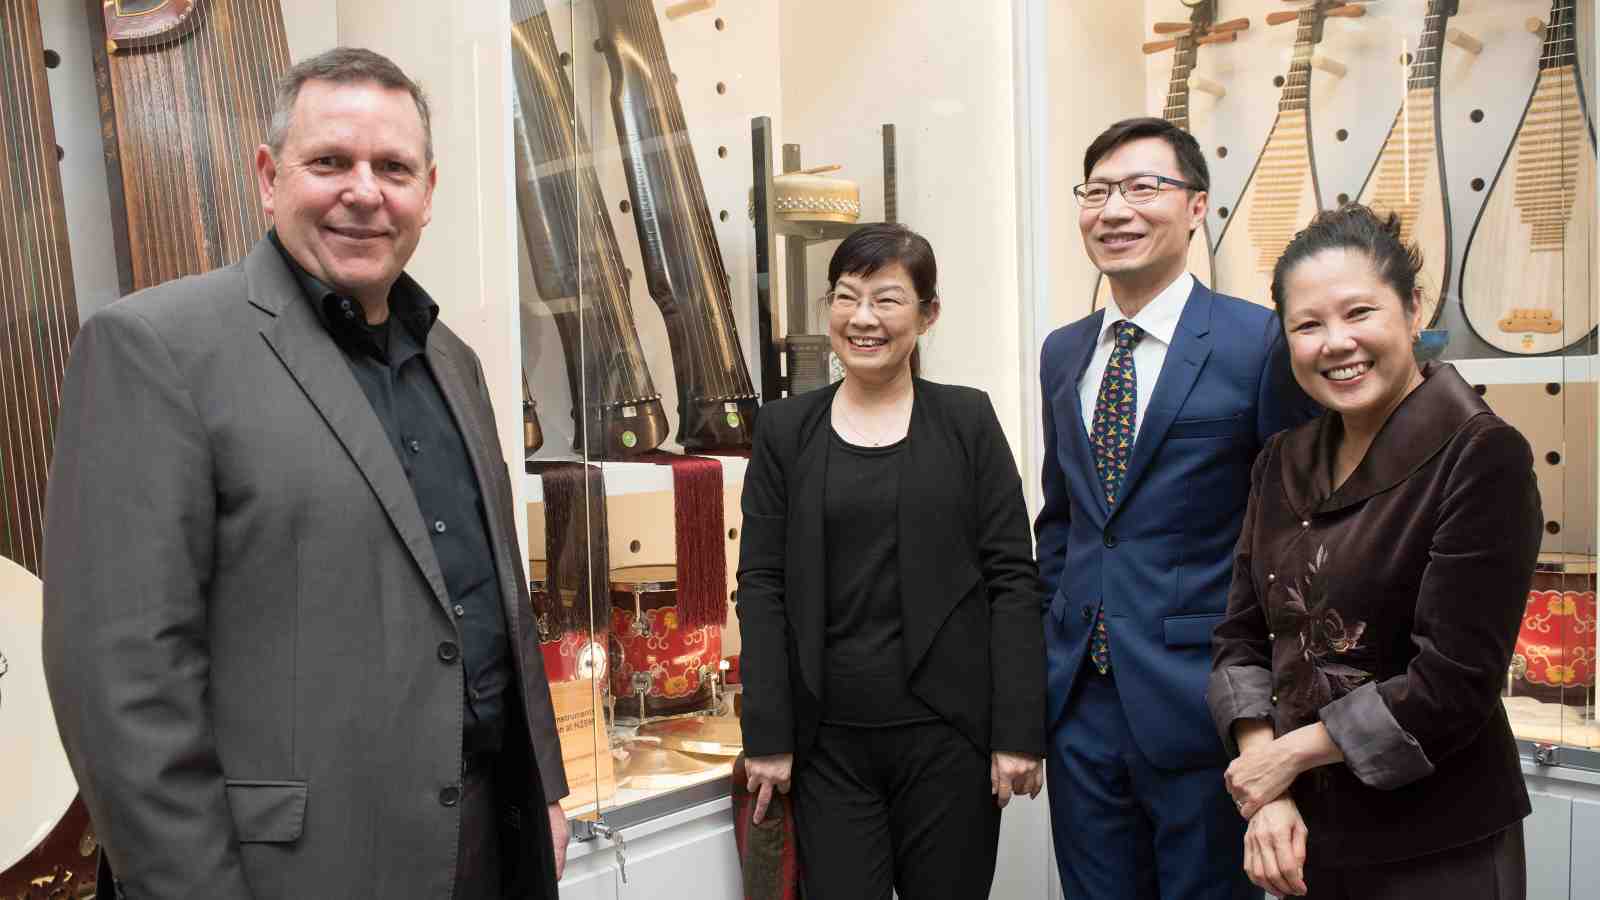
1079;136;1205;293
256;79;435;316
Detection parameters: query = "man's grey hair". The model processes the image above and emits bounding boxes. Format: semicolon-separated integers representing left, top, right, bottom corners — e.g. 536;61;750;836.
266;47;433;164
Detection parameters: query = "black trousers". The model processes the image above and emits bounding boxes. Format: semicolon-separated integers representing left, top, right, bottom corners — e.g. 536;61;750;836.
1303;822;1525;900
454;752;503;900
792;720;1001;899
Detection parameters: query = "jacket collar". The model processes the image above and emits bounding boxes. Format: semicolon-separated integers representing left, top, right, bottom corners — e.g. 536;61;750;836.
1279;362;1489;517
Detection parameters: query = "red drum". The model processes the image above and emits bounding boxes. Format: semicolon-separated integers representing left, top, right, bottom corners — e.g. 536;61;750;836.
608;565;722;722
1511;553;1596;705
529;560;606;684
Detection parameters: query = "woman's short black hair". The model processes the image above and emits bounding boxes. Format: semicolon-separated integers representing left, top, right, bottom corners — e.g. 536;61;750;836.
1083;117;1210;193
826;222;939;304
1269;203;1423;318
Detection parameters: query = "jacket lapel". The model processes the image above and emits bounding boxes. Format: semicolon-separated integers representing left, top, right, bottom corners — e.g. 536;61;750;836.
427;340;525;644
247;240;453;616
897;381;975;678
1062;313;1111;523
788;384;838;704
1109;280;1213;522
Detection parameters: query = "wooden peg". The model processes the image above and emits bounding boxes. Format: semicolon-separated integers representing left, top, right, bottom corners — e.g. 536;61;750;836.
1143;38;1178;54
1211;18;1252;34
1327;4;1366;19
1197;31;1238;47
664;0;715;20
1153;21;1193;34
1266;10;1298;26
1312;53;1347;77
1527;17;1547;36
1445;27;1483;55
1189;74;1226;98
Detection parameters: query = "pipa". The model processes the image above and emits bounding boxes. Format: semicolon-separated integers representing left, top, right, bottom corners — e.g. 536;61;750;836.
1213;1;1358;310
1353;0;1459;328
1460;0;1596;355
511;0;670;459
0;2;84;894
593;0;760;452
1092;0;1235;311
87;0;291;294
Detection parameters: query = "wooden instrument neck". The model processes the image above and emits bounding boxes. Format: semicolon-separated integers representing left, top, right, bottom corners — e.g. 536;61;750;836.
1541;0;1579;71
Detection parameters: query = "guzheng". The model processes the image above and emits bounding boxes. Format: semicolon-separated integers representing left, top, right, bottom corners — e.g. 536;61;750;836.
87;0;291;294
1093;0;1238;311
0;3;85;894
1353;0;1459;328
511;0;669;459
1460;0;1596;355
1214;1;1358;310
593;0;760;451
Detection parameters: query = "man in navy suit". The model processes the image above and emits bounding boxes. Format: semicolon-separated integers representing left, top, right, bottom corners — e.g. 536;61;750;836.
1036;117;1314;899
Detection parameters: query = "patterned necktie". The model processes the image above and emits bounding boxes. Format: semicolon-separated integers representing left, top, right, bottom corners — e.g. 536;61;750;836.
1087;320;1144;674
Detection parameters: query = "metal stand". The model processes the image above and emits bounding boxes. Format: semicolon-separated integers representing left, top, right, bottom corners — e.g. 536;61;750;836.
750;118;898;401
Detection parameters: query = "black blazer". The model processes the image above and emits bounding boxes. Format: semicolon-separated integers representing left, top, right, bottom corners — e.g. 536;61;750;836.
736;379;1046;763
1210;363;1539;866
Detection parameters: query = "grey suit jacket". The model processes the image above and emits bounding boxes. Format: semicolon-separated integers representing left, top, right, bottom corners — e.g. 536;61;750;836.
41;237;567;899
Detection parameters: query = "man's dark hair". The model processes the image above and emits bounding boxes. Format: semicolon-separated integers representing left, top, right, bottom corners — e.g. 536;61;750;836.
1270;203;1424;318
1083;117;1210;193
267;47;432;163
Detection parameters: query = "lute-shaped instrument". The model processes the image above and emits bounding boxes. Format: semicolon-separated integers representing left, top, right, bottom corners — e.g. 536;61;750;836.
593;0;760;451
1460;0;1596;354
1094;0;1243;311
1214;0;1363;310
1353;0;1458;327
511;0;669;459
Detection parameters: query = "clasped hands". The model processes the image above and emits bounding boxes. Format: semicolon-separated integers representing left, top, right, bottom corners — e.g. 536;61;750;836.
743;750;1043;824
1224;722;1341;898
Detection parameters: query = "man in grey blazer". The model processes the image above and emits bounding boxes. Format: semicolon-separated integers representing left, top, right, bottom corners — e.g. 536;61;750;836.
42;48;567;899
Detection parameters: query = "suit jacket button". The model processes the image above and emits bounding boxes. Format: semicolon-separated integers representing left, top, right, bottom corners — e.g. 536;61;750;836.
1103;532;1117;549
438;641;460;663
439;785;460;807
1082;605;1093;621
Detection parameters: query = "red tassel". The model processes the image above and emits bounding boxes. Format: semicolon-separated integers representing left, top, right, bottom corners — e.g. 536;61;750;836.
643;452;728;630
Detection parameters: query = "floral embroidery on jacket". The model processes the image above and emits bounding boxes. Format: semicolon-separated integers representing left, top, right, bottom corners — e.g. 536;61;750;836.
1279;545;1372;721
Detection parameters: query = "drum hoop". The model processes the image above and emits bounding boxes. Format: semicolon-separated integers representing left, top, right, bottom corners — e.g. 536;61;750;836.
1534;553;1599;576
608;565;679;593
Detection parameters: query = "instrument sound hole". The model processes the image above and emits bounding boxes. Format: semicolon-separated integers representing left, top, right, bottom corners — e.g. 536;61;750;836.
715;17;726;30
719;210;729;222
629;540;642;553
716;81;728;95
1471;178;1485;192
1218;207;1230;219
1546;521;1562;535
1217;146;1228;158
1274;75;1285;88
718;145;728;158
1470;109;1484;124
43;49;61;69
1547;451;1563;465
1335;129;1348;142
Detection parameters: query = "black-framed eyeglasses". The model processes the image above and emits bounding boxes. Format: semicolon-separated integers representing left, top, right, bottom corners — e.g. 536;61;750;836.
1072;174;1202;208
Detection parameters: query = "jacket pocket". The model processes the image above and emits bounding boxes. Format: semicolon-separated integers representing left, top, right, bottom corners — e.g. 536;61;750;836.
225;779;308;843
1162;612;1225;647
1166;414;1245;440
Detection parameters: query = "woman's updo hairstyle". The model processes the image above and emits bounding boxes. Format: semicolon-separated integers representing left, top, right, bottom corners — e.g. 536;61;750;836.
1269;203;1424;319
826;222;939;307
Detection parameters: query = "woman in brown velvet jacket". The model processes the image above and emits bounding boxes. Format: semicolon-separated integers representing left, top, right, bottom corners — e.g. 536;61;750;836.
1207;205;1542;899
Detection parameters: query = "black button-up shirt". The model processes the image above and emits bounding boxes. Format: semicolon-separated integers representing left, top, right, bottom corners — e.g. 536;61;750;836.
270;230;511;754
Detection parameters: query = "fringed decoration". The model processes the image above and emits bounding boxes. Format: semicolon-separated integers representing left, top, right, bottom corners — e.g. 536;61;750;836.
643;452;728;629
538;462;609;634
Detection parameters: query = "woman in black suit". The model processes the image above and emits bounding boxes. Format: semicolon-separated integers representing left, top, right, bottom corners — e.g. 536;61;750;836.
737;223;1046;899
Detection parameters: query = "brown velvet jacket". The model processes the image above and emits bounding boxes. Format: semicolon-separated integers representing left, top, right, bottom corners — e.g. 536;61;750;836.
1209;362;1541;867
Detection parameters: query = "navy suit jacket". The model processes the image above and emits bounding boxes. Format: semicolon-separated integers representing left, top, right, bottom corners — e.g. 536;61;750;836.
1036;279;1315;770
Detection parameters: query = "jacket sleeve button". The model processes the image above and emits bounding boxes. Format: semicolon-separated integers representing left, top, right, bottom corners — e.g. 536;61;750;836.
438;641;459;663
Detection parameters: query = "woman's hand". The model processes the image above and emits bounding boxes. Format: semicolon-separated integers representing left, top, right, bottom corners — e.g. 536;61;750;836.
1225;723;1343;819
744;753;794;824
1243;796;1309;897
990;751;1043;808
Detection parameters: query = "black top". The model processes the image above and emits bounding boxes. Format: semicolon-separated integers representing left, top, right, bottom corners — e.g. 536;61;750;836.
821;429;935;726
271;230;511;754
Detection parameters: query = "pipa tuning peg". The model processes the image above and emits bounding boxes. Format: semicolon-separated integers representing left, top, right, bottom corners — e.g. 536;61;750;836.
1142;38;1178;54
1446;27;1483;55
1153;21;1193;34
1312;53;1347;77
1526;17;1547;38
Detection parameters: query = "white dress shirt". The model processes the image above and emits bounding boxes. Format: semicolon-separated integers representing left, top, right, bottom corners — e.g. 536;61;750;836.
1077;272;1194;446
